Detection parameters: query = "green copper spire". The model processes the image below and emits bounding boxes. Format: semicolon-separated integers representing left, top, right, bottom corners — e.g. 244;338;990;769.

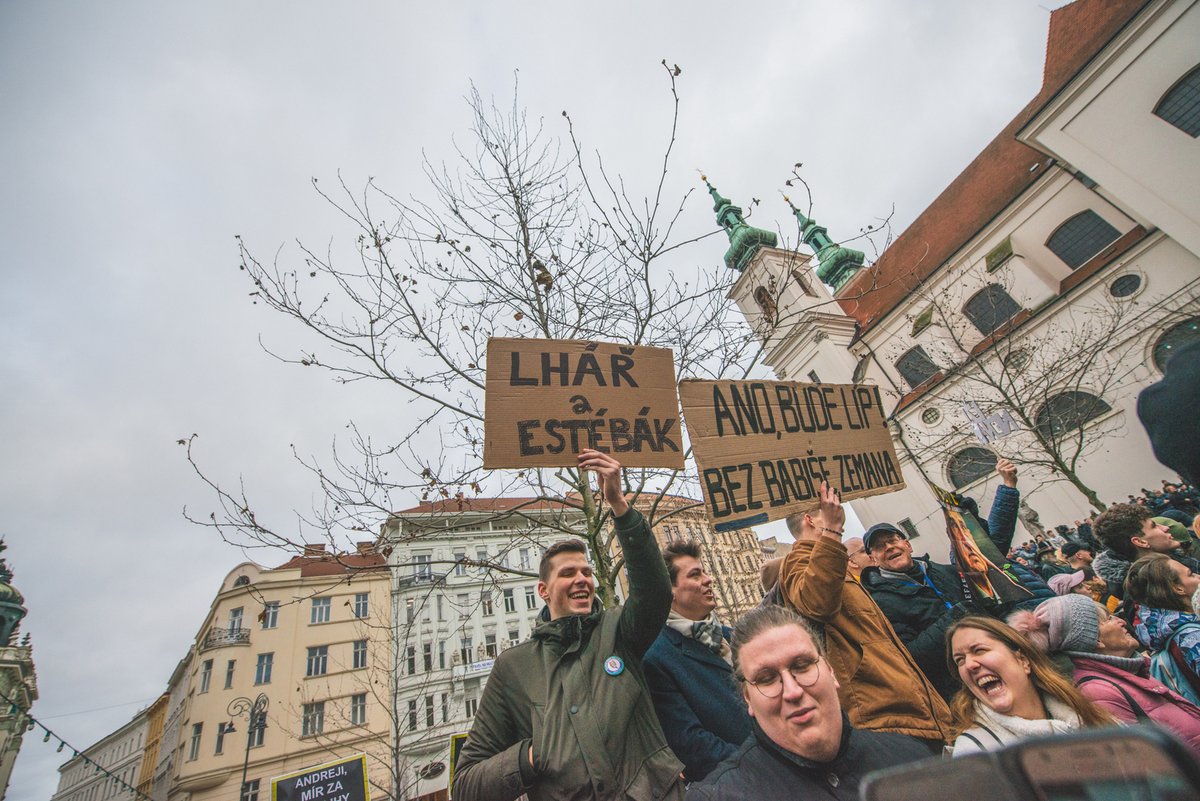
0;541;26;645
784;196;865;292
703;177;777;272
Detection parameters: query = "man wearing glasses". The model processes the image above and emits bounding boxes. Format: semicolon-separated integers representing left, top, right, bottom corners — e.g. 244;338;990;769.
684;605;931;800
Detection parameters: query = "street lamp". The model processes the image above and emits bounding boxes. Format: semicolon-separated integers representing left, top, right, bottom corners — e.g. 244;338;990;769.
226;693;269;798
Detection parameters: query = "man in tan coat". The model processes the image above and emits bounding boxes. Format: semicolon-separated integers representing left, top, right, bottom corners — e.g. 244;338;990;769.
779;482;952;750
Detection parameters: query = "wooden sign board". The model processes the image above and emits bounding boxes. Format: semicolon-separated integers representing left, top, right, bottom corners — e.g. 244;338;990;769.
483;338;684;469
679;379;905;531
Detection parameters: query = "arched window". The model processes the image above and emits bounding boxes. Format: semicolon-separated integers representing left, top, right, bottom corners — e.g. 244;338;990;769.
1034;391;1111;440
1154;64;1200;137
947;447;997;490
1046;211;1121;269
753;286;777;324
895;346;938;390
963;284;1022;335
1153;317;1200;371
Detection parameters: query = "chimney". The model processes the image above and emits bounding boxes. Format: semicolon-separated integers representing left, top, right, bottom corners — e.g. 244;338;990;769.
356;541;374;555
303;544;327;556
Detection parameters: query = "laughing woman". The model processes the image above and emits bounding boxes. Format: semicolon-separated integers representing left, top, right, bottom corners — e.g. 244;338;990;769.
945;616;1114;755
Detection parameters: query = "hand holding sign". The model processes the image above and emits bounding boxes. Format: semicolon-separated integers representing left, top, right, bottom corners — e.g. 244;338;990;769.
815;481;846;536
578;449;629;517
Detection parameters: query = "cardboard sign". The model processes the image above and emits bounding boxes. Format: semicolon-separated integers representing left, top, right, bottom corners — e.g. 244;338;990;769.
272;754;369;801
483;338;684;469
447;732;469;799
678;380;905;530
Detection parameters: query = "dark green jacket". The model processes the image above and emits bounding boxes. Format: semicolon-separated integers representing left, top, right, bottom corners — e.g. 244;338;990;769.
453;508;685;801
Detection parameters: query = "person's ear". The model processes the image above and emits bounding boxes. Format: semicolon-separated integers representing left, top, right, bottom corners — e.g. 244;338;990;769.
537;581;550;602
1016;651;1032;675
1130;535;1149;550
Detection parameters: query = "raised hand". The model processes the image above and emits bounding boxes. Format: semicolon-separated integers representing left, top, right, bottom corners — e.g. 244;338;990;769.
815;480;845;536
997;458;1018;488
578;449;628;517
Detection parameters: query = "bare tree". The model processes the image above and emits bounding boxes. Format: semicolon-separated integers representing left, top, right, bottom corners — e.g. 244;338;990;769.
185;64;770;607
887;272;1200;511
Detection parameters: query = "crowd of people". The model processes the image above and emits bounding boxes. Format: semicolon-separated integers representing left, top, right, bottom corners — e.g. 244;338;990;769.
451;347;1200;799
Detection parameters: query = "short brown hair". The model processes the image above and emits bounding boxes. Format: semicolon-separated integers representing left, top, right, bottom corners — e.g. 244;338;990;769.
1094;504;1152;560
539;540;588;583
662;540;701;585
760;557;783;592
731;605;825;682
1125;553;1191;612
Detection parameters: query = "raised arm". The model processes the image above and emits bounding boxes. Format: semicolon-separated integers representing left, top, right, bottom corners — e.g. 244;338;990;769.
579;449;671;656
986;459;1021;553
779;482;849;621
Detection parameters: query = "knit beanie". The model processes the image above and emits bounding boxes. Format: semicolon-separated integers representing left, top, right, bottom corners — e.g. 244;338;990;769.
1033;595;1101;654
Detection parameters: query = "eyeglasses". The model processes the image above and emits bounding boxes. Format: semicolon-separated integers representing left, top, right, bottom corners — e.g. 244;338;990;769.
740;657;823;698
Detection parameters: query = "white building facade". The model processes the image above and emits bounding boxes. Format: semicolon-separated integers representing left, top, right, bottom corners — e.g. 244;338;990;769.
724;0;1200;556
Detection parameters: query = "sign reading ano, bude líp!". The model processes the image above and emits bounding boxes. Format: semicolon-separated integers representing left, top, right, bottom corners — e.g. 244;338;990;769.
483;338;684;469
679;380;905;531
272;754;369;801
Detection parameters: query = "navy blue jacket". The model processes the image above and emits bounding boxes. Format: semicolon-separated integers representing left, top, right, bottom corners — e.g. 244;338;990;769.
643;625;752;782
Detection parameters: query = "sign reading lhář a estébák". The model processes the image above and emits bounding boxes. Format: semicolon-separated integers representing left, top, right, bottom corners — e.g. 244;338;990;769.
483;338;684;469
679;379;905;531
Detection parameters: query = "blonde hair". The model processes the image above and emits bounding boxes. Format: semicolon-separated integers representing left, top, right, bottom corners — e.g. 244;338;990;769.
944;616;1115;735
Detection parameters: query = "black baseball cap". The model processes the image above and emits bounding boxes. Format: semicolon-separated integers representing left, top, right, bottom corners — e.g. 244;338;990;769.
863;522;906;552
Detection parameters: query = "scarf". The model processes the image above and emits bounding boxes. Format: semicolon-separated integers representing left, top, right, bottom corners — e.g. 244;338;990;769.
974;693;1081;742
667;609;732;664
1067;651;1147;675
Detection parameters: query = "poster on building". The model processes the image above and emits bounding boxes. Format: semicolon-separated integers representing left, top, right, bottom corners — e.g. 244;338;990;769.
929;482;1032;605
447;732;470;799
678;379;905;530
272;754;369;801
483;337;684;469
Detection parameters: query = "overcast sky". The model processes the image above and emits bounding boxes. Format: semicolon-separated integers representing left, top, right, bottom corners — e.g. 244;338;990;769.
1;2;1068;797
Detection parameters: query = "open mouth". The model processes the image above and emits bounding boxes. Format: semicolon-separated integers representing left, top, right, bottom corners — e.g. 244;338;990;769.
568;590;591;601
975;675;1004;696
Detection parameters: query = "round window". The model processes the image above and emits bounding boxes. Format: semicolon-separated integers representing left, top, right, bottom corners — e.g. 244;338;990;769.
921;407;941;425
1004;348;1031;372
1109;274;1142;298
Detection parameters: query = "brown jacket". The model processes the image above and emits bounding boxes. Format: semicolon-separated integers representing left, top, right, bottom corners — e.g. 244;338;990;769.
780;536;953;743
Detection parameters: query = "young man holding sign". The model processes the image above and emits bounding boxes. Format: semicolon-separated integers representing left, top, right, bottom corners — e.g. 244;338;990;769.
453;450;685;801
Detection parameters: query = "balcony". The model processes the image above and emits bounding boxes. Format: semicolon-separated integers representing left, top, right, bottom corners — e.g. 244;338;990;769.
200;627;251;651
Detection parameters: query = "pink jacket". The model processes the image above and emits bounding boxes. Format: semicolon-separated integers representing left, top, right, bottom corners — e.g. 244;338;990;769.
1072;656;1200;757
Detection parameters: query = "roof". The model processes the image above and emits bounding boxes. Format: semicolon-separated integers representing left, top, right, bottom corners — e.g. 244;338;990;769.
837;0;1152;333
396;497;577;514
272;550;389;578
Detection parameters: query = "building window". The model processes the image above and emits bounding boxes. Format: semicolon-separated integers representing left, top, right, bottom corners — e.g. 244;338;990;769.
1045;210;1120;269
753;286;777;325
423;643;433;672
476;548;488;568
311;597;331;624
248;718;264;748
459;637;473;666
852;355;870;383
508;628;520;647
458;593;470;618
254;652;273;685
425;695;436;727
519;548;531;570
525;587;537;610
406;598;416;623
465;698;478;718
306;646;328;677
215;722;230;755
1108;274;1142;298
437;595;445;621
920;407;941;426
1153;317;1200;371
441;693;449;723
413;554;433;581
261;602;279;629
438;641;446;669
228;607;244;631
224;660;236;689
1034;391;1112;440
241;779;260;801
408;699;418;730
406;646;417;674
1153;64;1200;137
454;551;467;577
947;447;998;490
353;592;369;618
963;284;1022;335
199;660;213;694
485;634;497;658
353;640;368;670
301;702;324;737
188;723;203;760
350;693;367;726
895;346;939;390
481;592;494;616
502;588;516;613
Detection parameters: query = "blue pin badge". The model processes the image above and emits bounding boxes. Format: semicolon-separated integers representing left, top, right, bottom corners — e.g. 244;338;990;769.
604;655;624;676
